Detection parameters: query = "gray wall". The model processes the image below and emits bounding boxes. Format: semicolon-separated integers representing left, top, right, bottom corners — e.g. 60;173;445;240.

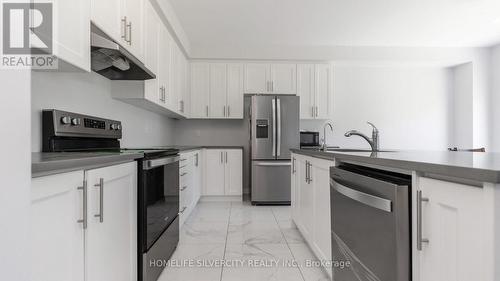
31;71;176;152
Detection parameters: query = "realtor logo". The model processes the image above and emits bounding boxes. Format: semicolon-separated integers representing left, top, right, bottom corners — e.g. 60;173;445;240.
1;2;57;69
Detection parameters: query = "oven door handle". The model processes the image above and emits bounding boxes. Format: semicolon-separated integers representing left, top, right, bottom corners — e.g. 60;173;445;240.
143;156;180;170
331;179;392;213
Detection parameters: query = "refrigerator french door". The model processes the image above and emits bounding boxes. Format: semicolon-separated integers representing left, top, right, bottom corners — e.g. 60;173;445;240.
250;95;299;204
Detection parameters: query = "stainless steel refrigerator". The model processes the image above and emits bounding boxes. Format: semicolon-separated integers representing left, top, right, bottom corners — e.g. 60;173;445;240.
250;95;299;204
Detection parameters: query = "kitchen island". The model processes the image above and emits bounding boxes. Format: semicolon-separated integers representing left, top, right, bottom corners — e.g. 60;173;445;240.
290;148;500;281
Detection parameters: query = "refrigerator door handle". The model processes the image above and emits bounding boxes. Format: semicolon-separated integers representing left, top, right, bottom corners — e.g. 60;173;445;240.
276;98;281;157
272;98;276;157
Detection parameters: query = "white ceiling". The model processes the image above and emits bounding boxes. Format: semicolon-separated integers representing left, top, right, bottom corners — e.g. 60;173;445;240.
169;0;500;58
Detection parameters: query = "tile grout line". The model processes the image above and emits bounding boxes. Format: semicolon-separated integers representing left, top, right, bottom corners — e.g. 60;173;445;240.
272;207;307;281
219;201;233;281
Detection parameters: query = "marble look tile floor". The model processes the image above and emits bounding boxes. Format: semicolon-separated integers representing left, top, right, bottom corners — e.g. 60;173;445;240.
158;201;330;281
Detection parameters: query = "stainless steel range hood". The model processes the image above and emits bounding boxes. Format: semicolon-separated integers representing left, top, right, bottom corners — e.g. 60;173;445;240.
91;24;155;80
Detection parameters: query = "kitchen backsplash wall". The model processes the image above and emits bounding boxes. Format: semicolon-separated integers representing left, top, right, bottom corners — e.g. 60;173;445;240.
301;65;454;151
31;71;176;152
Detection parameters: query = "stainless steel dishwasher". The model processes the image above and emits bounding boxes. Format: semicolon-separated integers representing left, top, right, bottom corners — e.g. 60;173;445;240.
330;163;411;281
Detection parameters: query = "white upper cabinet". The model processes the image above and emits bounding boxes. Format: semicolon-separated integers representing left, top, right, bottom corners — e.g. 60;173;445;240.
190;63;210;118
122;0;144;61
189;62;244;119
297;63;333;119
270;63;297;94
91;0;122;41
144;0;161;104
226;63;244;119
244;63;296;94
33;0;90;71
209;63;228;118
30;171;85;281
91;0;144;62
244;63;270;93
314;64;333;119
297;64;315;119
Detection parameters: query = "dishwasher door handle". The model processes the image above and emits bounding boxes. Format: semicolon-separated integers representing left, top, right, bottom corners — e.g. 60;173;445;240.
331;179;392;212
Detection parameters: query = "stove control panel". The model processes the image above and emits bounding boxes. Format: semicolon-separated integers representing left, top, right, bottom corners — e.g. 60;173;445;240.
44;109;122;139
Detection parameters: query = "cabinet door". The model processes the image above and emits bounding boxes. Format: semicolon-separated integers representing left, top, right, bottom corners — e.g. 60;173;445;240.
315;64;333;119
311;160;332;267
122;0;144;61
418;177;489;281
224;150;243;196
297;64;315;119
169;44;182;111
91;0;122;41
244;63;270;93
158;25;171;107
226;63;244;119
86;162;137;281
298;158;314;241
270;63;296;94
203;149;226;195
30;171;85;281
144;0;160;104
190;63;210;118
209;63;228;118
38;0;90;71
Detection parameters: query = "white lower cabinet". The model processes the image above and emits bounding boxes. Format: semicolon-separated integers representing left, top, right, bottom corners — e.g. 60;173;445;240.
179;150;203;226
30;171;85;281
414;177;494;281
291;153;333;279
30;162;137;281
203;149;243;197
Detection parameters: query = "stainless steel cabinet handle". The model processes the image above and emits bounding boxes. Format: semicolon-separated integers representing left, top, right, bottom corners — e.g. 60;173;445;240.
206;105;209;117
126;22;132;44
195;154;199;166
94;178;104;223
179;206;187;214
266;81;269;92
305;161;309;183
227;106;230;117
225;151;228;163
121;17;127;40
332;180;392;212
308;162;312;183
223;106;226;117
292;158;296;174
271;81;274;92
417;190;430;251
311;106;315;118
220;151;223;163
181;186;188;191
77;180;88;229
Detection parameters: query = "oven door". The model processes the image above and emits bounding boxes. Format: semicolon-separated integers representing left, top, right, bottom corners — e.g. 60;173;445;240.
141;155;180;251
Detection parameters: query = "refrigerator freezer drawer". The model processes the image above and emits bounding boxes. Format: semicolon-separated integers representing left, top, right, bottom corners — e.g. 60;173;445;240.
251;161;291;204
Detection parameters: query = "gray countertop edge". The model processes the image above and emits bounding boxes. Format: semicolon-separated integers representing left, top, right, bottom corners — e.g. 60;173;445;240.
32;153;144;178
290;149;500;184
177;146;244;152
